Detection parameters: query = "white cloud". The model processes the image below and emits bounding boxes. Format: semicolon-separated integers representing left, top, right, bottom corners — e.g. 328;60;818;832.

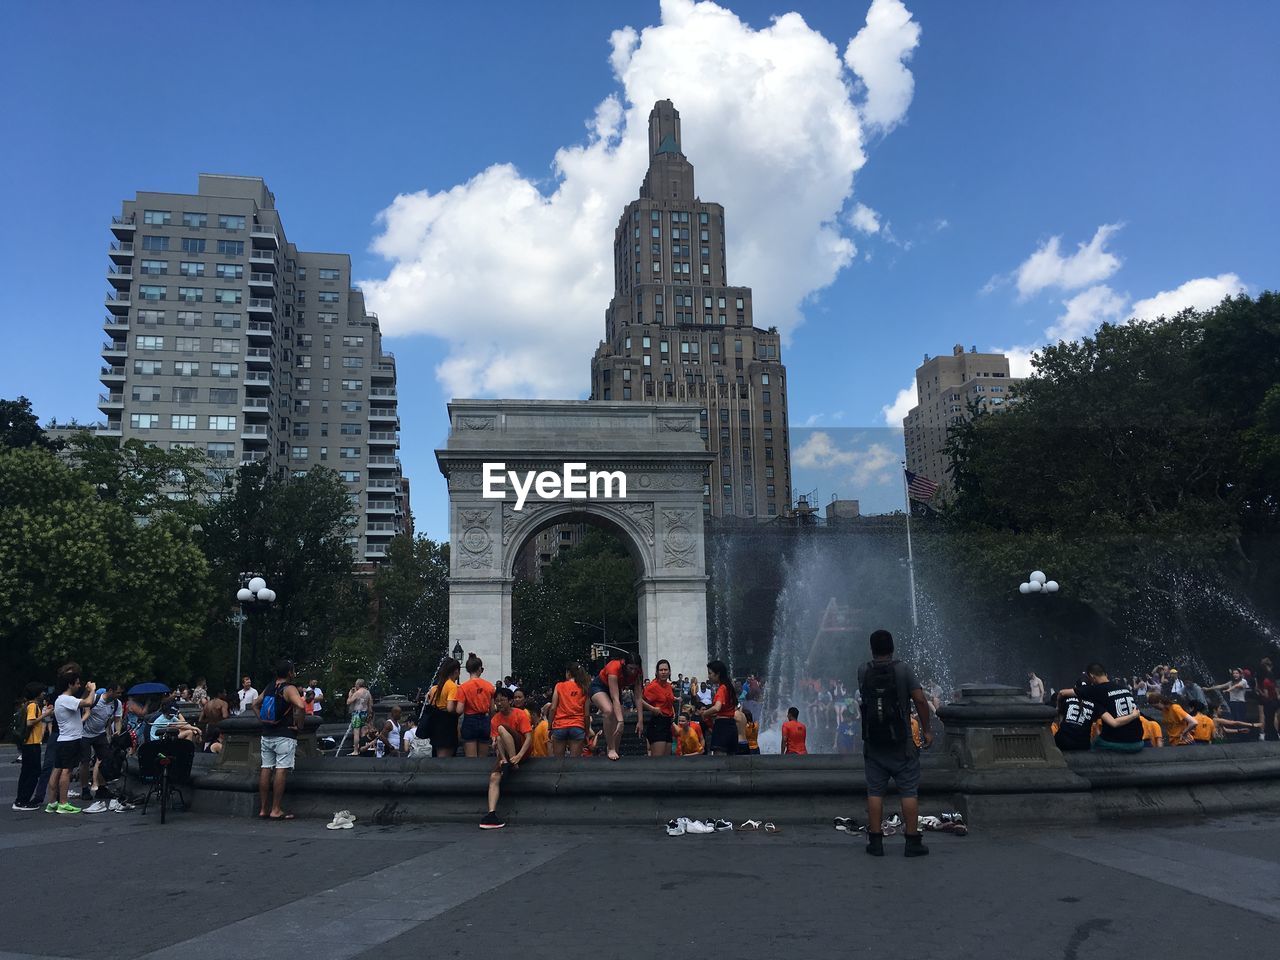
1015;223;1124;300
850;202;881;234
801;411;846;427
1046;284;1128;342
1130;273;1245;321
995;346;1037;379
880;378;917;427
362;0;920;399
844;0;921;132
794;431;857;469
848;442;900;487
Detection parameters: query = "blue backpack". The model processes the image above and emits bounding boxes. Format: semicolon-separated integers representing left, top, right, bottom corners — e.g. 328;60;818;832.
259;682;292;727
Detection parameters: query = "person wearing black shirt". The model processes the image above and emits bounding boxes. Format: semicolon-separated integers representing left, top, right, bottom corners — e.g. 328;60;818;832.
1053;679;1095;752
1063;663;1145;753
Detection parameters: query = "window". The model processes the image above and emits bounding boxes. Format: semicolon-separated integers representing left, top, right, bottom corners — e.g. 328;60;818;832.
170;414;197;430
142;235;169;252
340;379;362;391
139;284;166;301
212;338;239;353
142;210;171;225
210;362;238;378
176;310;202;326
765;447;774;461
763;390;771;404
179;261;204;277
735;339;743;353
710;342;720;355
209;388;236;404
659;340;669;354
214;289;241;304
208;416;236;431
213;312;239;328
175;336;200;351
132;385;160;401
181;237;206;254
761;373;769;385
136;309;164;326
340;400;362;413
140;259;168;275
218;214;245;230
342;356;363;368
340;446;360;459
133;360;162;375
297;355;312;369
340;470;360;483
217;239;244;256
207;442;234;459
318;312;338;324
135;335;164;350
182;212;207;228
642;355;651;367
318;268;340;280
340;423;362;436
293;423;310;437
342;336;365;347
216;263;243;279
296;267;307;280
178;287;203;302
736;298;745;310
317;291;340;304
130;413;160;429
292;447;309;459
296;378;311;392
173;361;200;376
763;409;772;423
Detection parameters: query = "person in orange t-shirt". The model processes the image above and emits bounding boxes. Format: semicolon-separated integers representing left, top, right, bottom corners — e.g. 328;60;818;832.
1141;716;1164;748
550;663;591;758
641;659;677;757
677;711;704;756
590;653;644;761
456;654;496;757
530;703;551;758
781;707;808;755
701;660;739;756
1189;706;1257;743
481;687;533;829
1148;693;1196;745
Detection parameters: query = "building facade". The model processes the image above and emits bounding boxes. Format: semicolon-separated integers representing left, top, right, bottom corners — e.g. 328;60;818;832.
902;344;1022;500
101;174;405;561
589;101;792;519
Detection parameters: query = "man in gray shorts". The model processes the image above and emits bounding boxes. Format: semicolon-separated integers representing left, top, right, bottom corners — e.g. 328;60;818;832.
857;629;933;858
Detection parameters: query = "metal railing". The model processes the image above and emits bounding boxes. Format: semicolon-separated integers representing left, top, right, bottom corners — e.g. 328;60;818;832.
248;298;273;309
240;451;267;464
246;348;271;359
111;215;135;226
249;272;274;284
244;372;271;383
369;387;397;397
241;425;268;436
247;321;273;333
100;366;125;377
367;431;398;442
368;408;397;417
250;223;278;236
109;241;134;254
368;455;399;465
101;341;126;352
98;393;123;404
243;398;270;409
107;266;132;277
105;292;131;304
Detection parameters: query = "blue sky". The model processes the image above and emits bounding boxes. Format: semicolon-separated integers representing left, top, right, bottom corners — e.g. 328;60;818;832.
2;1;1276;539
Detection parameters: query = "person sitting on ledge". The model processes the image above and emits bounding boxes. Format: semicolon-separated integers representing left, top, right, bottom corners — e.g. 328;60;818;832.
676;710;703;757
1063;664;1145;753
480;686;532;830
1145;692;1197;745
1052;679;1096;752
1184;699;1259;743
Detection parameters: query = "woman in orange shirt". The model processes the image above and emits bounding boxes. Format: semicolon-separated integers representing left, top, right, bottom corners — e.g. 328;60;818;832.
455;654;496;758
424;656;461;758
550;663;591;758
641;659;677;757
589;652;644;761
701;660;739;756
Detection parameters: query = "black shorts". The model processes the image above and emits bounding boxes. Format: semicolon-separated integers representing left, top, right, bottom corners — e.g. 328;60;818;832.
645;715;674;744
55;739;82;769
81;734;111;764
708;718;738;754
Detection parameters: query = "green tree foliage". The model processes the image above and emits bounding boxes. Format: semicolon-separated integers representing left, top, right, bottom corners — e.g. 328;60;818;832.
512;527;639;688
370;533;450;692
69;433;211;524
0;446;210;698
1;396;58;450
198;462;359;683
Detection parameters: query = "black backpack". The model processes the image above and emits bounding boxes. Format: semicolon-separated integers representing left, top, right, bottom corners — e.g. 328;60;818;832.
860;661;908;745
9;703;29;747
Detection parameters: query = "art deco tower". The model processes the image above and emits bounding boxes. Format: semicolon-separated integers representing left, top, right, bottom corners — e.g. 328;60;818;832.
589;101;791;519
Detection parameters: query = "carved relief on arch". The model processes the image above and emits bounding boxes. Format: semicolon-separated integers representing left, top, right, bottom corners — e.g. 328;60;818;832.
457;507;495;569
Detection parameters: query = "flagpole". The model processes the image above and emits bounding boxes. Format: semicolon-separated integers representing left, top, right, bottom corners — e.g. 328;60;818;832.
902;463;919;631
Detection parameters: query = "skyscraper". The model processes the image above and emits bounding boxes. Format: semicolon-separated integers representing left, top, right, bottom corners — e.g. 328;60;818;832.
101;174;405;561
589;101;792;519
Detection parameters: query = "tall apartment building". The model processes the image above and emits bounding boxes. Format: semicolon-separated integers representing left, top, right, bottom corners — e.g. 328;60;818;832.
902;344;1022;500
101;174;405;561
589;101;792;519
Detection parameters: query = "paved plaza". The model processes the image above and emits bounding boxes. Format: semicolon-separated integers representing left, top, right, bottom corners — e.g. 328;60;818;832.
1;754;1277;958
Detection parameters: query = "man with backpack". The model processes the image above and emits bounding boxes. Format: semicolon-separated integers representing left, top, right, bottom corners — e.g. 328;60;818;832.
251;659;307;820
857;629;933;858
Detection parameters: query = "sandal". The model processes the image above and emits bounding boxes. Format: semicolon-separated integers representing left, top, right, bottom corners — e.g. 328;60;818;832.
268;812;295;821
763;822;781;833
739;819;762;831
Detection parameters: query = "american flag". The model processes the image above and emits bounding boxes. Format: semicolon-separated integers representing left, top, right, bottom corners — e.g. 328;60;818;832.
905;469;940;502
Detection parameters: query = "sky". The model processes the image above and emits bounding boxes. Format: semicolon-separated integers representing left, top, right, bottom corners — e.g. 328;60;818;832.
2;0;1276;540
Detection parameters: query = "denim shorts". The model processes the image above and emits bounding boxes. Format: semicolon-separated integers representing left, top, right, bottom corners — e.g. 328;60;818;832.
551;726;585;741
260;735;297;770
460;713;489;742
588;678;608;699
863;744;920;797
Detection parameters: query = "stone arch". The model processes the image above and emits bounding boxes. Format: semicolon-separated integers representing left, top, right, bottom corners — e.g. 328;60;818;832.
501;500;655;582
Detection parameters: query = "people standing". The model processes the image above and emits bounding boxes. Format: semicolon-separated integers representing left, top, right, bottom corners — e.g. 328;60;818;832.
12;683;50;811
78;682;123;811
640;659;677;757
701;660;738;756
744;710;760;755
550;663;590;758
588;652;644;761
306;678;324;717
45;665;95;815
1209;669;1250;723
456;654;496;758
480;686;533;829
424;657;462;758
237;676;258;716
857;630;933;858
252;658;307;820
1257;658;1278;741
781;707;808;755
1027;671;1045;703
346;679;374;756
199;689;230;742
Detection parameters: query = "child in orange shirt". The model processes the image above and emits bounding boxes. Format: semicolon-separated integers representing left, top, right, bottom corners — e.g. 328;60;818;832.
781;707;808;755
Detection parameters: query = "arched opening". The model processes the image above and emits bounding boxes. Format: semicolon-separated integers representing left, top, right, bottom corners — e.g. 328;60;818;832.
507;509;645;694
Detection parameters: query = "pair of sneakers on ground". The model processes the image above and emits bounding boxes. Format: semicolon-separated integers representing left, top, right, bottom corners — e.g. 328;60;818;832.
326;810;357;830
666;817;733;835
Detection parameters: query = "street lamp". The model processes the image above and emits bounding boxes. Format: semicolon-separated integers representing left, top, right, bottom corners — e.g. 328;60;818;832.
234;573;276;682
1018;569;1060;595
452;641;464;663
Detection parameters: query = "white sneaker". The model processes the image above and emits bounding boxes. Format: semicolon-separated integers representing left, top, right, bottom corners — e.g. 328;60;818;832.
83;800;110;814
67;789;81;800
713;819;734;832
336;810;356;824
686;819;715;834
918;815;942;830
666;819;686;836
108;799;127;813
884;814;903;830
326;811;355;830
833;816;854;832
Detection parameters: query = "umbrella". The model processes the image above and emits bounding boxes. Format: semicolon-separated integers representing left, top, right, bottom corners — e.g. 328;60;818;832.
127;682;170;696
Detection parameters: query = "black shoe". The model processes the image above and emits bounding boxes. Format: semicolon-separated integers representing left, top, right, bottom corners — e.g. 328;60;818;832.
904;833;930;857
865;831;884;856
479;811;506;830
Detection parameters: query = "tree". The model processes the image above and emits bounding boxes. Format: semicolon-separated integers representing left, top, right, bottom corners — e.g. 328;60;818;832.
0;446;210;705
1;396;58;450
371;533;450;692
69;433;211;524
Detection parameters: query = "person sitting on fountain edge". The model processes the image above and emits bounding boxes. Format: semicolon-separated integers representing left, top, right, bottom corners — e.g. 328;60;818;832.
1052;677;1096;752
858;629;932;858
1062;664;1145;752
480;686;532;829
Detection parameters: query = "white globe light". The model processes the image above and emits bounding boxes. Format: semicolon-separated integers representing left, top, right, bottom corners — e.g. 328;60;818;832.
1028;580;1043;592
259;588;275;603
1045;580;1059;593
236;588;253;603
1030;570;1047;585
248;577;266;593
1019;583;1031;594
